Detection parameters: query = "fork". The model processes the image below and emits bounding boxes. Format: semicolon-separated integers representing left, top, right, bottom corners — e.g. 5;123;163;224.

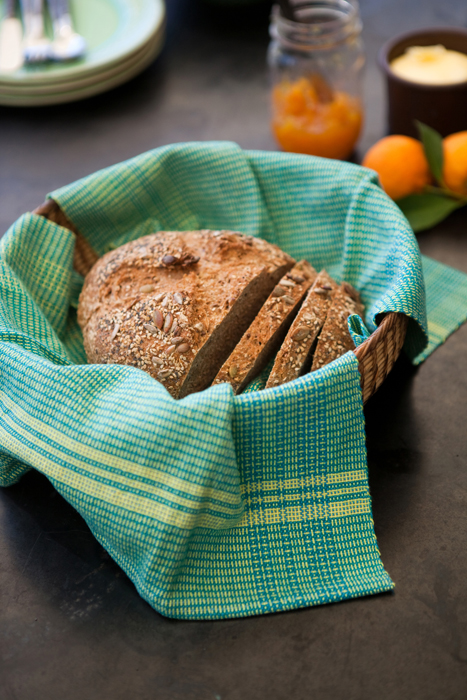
47;0;86;61
20;0;52;63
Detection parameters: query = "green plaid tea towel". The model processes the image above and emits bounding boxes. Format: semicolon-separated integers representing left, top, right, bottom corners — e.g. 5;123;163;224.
0;142;465;619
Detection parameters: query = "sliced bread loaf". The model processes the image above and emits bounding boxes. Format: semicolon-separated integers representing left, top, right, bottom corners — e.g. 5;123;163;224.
212;260;316;394
78;230;295;398
310;282;364;372
265;270;338;389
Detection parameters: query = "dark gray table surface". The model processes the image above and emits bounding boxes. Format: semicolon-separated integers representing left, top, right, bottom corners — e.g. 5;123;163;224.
1;1;467;699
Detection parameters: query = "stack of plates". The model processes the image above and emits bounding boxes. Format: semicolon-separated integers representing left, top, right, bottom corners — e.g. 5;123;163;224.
0;0;165;107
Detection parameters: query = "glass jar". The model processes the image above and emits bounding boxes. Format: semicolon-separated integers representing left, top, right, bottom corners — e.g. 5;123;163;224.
268;0;365;160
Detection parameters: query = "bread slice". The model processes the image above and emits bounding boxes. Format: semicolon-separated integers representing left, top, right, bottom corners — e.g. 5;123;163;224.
212;260;316;394
78;230;295;398
265;270;338;389
310;282;364;372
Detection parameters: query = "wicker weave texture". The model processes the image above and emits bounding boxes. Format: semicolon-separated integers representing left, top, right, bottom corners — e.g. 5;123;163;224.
355;312;408;403
33;200;99;277
34;199;407;403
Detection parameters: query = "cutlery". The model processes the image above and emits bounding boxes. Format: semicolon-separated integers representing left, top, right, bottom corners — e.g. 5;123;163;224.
20;0;52;63
47;0;85;61
0;0;23;72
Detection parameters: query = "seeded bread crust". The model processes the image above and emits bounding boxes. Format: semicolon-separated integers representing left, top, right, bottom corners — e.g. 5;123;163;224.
310;282;364;372
78;230;294;398
213;260;316;394
265;270;338;389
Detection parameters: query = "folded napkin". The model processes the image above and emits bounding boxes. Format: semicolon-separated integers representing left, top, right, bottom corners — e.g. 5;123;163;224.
0;143;465;620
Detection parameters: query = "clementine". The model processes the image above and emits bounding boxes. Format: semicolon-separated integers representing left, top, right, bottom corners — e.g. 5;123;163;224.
443;131;467;197
362;135;431;201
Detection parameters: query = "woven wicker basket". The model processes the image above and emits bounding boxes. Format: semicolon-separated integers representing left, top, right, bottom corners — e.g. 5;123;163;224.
34;199;408;404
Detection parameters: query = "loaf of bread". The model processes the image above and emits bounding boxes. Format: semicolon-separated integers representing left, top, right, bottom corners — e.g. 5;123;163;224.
265;270;338;389
78;230;366;398
77;229;294;398
212;260;316;394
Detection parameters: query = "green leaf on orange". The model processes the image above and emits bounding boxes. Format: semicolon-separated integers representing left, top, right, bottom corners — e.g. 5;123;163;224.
397;191;464;232
415;121;444;185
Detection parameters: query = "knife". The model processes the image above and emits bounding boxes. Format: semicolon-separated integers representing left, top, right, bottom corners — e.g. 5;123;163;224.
0;0;23;73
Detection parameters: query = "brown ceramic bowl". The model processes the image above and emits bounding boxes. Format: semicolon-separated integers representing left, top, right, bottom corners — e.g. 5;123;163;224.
378;27;467;138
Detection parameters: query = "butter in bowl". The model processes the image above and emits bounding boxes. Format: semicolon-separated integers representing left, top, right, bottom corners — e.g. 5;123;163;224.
378;27;467;137
390;44;467;85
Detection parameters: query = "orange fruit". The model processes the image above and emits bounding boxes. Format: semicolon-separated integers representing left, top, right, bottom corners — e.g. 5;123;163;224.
362;135;431;200
443;131;467;196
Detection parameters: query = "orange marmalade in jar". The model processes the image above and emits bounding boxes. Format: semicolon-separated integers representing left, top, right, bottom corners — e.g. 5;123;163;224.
268;1;365;160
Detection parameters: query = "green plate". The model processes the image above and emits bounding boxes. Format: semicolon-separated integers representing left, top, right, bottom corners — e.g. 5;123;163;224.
0;31;163;105
0;24;164;103
0;0;165;85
